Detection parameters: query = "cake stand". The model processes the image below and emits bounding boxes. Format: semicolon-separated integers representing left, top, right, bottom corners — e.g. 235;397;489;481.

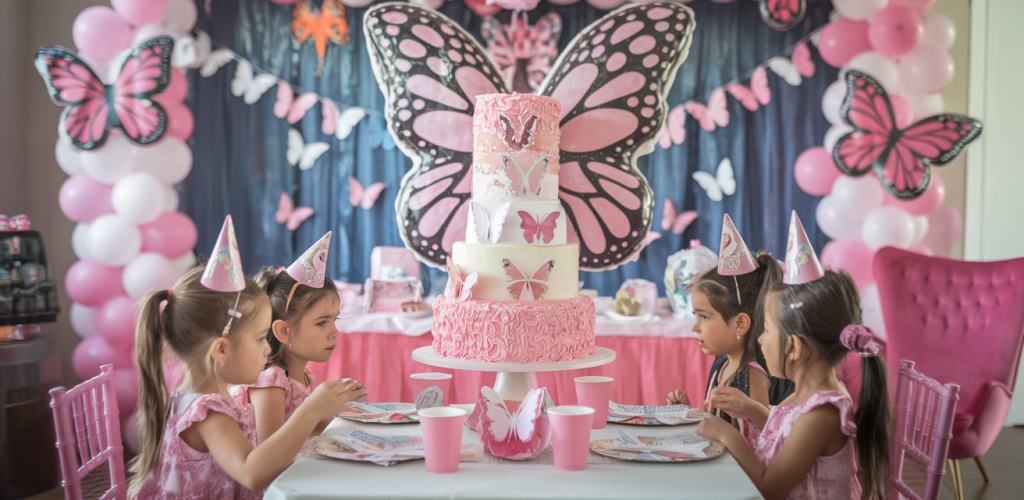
412;346;616;403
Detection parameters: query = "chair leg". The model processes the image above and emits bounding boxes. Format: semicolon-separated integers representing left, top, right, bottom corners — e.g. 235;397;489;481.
973;456;991;484
948;459;965;500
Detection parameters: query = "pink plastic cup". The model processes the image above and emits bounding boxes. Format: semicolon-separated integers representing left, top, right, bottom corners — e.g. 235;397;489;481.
417;406;467;473
574;375;613;429
547;405;595;471
410;372;453;405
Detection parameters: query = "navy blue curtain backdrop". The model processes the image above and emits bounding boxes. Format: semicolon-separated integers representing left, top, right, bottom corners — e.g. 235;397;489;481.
182;0;837;296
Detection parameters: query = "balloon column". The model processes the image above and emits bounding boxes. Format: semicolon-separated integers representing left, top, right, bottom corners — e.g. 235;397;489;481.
38;0;199;452
798;0;974;339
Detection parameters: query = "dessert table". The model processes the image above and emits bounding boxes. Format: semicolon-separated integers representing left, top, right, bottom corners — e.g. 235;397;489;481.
264;410;761;500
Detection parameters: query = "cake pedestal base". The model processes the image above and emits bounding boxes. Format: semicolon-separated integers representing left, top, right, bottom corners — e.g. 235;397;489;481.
411;346;616;402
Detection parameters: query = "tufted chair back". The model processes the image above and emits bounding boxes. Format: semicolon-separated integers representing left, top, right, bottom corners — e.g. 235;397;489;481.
874;247;1024;460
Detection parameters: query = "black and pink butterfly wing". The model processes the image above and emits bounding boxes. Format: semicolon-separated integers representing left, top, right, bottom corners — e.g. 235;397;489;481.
111;37;174;146
759;0;806;32
34;46;112;150
537;2;695;270
364;3;509;268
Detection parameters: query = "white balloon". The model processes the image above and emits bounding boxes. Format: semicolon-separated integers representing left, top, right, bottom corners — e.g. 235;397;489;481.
87;214;142;266
845;51;901;91
72;223;93;260
123;253;178;299
822;80;848;126
904;92;944;118
70;303;100;339
861;206;917;250
911;215;930;245
832;176;885;210
80;133;135;184
55;138;84;176
171;252;197;274
163;0;197;34
164;185;180;213
112;172;167;223
859;284;887;340
922;13;956;49
134;138;192;185
833;0;888;20
824;124;853;153
816;195;868;240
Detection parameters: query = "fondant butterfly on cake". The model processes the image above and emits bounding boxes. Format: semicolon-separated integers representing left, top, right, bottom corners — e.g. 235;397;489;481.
833;70;983;200
502;258;554;300
470;201;512;243
446;257;479;302
363;2;695;270
34;37;175;151
519;211;559;244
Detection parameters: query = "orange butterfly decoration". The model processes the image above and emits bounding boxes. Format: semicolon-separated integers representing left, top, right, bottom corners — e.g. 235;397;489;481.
292;0;349;75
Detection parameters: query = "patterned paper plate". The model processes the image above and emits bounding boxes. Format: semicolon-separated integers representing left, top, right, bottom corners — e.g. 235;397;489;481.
313;438;423;465
590;432;725;463
606;405;711;426
338;402;419;424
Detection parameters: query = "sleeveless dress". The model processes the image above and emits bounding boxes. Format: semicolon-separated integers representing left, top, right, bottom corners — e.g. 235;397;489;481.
232;365;315;423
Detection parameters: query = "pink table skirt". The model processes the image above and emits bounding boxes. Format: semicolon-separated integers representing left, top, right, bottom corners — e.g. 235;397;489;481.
308;333;717;406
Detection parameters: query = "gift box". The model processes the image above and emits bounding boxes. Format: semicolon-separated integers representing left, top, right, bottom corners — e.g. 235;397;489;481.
370;246;421;281
616;279;658;317
363;277;423;313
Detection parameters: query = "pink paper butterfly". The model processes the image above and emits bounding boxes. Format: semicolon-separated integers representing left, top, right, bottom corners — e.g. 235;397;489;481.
685;88;729;132
349;177;386;209
657;104;687;149
276;193;315;231
482;13;561;93
504;155;548;196
623;230;662;264
445;257;478;301
758;0;806;32
502;258;554;300
363;2;695;270
500;114;539;150
274;82;319;124
479;386;551;461
725;66;772;112
833;70;983;200
661;200;697;235
518;210;559;244
791;40;815;78
34;37;175;151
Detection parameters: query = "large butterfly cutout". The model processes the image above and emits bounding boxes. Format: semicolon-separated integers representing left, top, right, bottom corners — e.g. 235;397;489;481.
479;386;551;461
758;0;807;32
363;2;695;270
502;258;554;300
833;70;983;200
34;37;175;151
292;0;350;75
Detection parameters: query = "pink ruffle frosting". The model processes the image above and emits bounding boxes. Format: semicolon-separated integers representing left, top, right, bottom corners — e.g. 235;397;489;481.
432;294;596;363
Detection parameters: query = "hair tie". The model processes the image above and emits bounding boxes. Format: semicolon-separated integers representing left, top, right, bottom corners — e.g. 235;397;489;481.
275;266;286;276
221;292;243;337
840;324;881;358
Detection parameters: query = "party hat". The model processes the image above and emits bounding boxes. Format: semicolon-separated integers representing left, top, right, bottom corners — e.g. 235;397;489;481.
286;231;332;288
717;214;759;276
201;215;245;292
783;210;825;285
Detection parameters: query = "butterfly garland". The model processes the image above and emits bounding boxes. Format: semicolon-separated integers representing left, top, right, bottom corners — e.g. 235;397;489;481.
692;158;737;202
349;177;386;210
292;0;350;75
832;70;983;200
287;128;330;170
276;193;315;231
661;200;697;235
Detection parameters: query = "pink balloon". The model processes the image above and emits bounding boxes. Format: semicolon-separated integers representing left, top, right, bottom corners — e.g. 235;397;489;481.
821;239;876;288
73;6;135;63
893;0;935;13
794;147;841;196
868;5;923;56
112;0;168;26
889;93;914;128
114;368;140;415
165;69;188;101
72;337;129;380
894;175;945;215
162;100;195;141
920;204;961;255
140;212;198;258
899;45;955;94
59;175;114;223
98;295;139;348
66;260;125;307
818;19;872;67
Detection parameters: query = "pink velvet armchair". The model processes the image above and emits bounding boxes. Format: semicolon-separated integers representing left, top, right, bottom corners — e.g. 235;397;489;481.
874;247;1024;499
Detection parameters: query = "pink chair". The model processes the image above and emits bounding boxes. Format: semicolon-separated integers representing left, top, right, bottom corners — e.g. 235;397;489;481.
875;247;1024;499
888;360;960;500
49;364;126;500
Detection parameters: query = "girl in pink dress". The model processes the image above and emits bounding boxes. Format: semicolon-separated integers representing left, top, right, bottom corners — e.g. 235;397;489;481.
129;219;363;499
699;214;889;500
235;232;366;442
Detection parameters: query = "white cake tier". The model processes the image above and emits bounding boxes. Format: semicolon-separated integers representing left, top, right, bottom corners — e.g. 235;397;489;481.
472;150;559;201
451;241;580;301
466;199;567;246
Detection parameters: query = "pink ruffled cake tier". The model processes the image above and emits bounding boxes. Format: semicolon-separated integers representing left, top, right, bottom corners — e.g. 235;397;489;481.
431;294;596;363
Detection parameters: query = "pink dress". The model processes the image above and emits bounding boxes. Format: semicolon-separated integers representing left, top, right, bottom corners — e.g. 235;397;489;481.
232;365;314;420
134;392;261;499
753;390;861;499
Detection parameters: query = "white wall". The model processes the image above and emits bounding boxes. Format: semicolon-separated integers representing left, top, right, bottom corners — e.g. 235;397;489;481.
966;0;1024;425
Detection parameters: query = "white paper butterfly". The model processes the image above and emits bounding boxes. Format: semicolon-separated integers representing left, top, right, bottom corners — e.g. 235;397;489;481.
334;107;367;141
470;201;511;244
198;47;234;77
692;158;736;202
479;386;552;460
231;59;277;105
287;128;330;171
766;56;803;87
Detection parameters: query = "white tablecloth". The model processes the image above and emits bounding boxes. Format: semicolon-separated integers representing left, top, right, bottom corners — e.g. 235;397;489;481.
265;410;758;500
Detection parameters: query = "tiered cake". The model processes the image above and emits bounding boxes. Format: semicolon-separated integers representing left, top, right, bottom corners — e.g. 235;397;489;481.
432;94;596;363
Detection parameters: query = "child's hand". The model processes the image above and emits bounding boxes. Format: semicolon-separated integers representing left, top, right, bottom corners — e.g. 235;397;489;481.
697;415;735;443
339;378;368;402
707;387;762;421
666;389;689;406
304;379;367;420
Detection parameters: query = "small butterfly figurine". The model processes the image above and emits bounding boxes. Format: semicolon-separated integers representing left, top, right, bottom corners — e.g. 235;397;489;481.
292;0;350;75
502;258;554;300
518;211;559;244
685;88;729;132
479;386;551;460
470;201;511;243
445;257;478;302
661;200;698;235
276;193;315;231
692;158;737;202
287;129;330;171
349;177;385;210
